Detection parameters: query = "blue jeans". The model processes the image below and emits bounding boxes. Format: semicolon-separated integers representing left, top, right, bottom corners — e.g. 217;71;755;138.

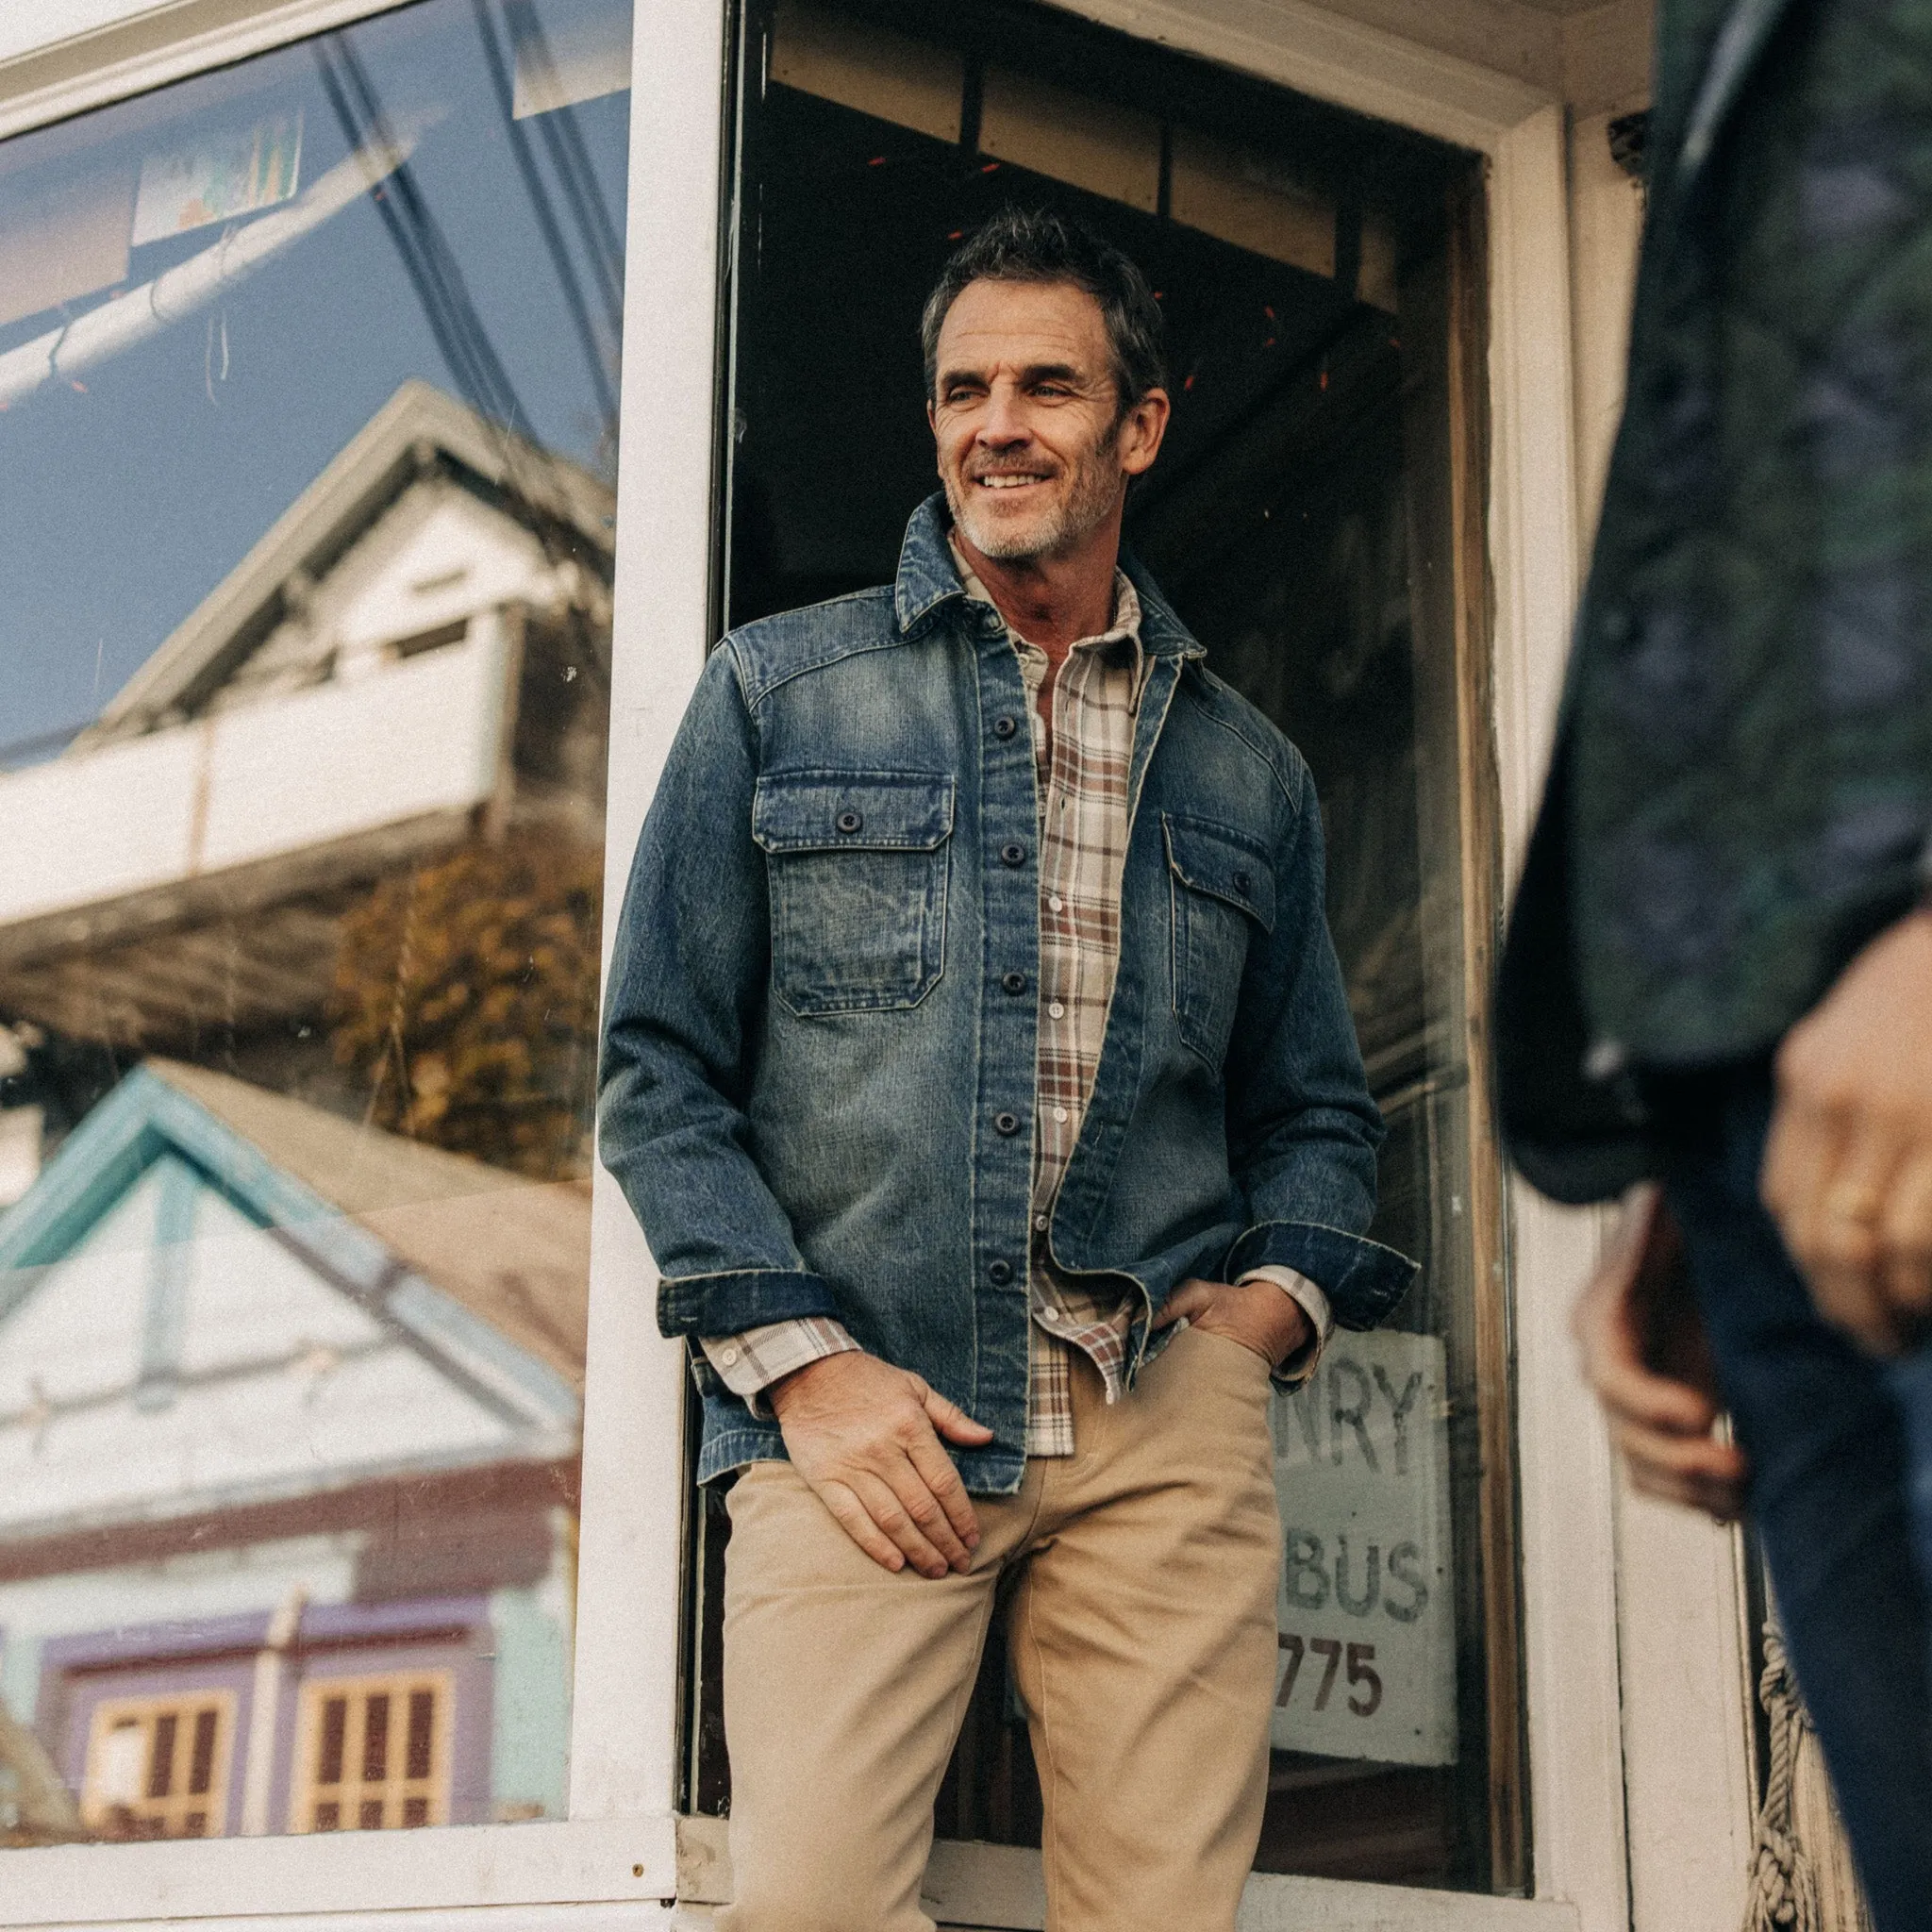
1657;1063;1932;1931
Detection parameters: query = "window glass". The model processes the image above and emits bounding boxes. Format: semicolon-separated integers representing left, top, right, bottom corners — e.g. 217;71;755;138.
699;0;1518;1891
0;0;628;1845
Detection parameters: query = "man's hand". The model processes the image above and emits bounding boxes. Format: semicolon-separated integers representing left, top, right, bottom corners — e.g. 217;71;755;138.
1574;1183;1748;1520
1155;1275;1311;1365
767;1352;993;1578
1761;908;1932;1356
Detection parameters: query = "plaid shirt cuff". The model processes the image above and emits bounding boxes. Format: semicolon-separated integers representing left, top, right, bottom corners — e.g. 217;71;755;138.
701;1318;861;1418
1238;1266;1332;1388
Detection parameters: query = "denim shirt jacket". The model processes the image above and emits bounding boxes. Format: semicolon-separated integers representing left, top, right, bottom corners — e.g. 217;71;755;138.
598;495;1417;1492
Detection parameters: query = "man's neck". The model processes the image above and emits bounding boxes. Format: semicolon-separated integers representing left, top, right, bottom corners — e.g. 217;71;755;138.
953;524;1122;667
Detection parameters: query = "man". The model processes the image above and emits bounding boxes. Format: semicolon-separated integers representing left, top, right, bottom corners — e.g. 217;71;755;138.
1496;2;1932;1924
600;208;1412;1932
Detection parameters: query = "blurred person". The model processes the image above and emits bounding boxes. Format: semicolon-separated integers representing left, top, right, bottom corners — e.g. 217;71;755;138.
1496;1;1932;1923
599;208;1412;1932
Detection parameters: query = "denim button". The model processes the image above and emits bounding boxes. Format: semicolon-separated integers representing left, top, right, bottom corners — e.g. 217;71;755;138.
1000;841;1026;866
993;715;1019;740
994;1110;1021;1136
988;1259;1014;1285
1002;971;1027;995
1232;868;1252;893
836;808;862;834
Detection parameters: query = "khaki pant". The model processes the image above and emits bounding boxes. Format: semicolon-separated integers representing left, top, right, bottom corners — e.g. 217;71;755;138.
719;1323;1284;1932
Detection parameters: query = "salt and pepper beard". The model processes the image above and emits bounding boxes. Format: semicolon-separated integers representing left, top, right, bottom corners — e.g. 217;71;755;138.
942;413;1130;563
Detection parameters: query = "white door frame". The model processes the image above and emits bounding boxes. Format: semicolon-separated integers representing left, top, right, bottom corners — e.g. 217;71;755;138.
0;1;1659;1927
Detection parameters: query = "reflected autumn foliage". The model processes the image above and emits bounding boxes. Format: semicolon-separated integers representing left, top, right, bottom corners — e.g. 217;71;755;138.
330;833;603;1180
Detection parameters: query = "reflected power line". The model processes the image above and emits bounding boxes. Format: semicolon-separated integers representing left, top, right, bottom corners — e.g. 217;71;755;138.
312;33;529;433
471;0;617;425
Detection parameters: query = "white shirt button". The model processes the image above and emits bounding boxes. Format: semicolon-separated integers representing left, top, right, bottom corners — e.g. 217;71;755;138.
1034;1213;1049;1231
719;1345;740;1366
1053;1107;1069;1124
1048;1001;1065;1019
1048;895;1063;912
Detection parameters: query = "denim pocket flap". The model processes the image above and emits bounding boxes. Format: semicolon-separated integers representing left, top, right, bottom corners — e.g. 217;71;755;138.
1161;814;1275;931
753;771;957;855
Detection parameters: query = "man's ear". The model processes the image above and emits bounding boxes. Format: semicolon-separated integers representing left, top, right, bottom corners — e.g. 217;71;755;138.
1120;387;1171;478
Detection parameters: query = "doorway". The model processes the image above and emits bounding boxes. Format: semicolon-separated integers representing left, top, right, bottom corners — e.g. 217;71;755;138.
692;0;1518;1893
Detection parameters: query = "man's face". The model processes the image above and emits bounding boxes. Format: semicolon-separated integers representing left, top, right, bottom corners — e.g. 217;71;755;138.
928;278;1165;563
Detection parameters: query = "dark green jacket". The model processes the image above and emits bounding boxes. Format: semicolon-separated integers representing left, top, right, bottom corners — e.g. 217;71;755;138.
1498;0;1932;1202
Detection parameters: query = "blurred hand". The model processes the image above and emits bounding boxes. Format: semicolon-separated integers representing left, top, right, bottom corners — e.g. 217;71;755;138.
1156;1275;1311;1366
1573;1184;1748;1520
768;1351;993;1578
1761;908;1932;1355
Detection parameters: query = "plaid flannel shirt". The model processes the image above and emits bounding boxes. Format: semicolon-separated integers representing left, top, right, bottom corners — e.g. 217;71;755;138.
702;552;1329;1454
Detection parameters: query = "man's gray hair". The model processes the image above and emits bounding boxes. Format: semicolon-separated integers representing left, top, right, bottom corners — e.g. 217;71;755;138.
920;208;1167;415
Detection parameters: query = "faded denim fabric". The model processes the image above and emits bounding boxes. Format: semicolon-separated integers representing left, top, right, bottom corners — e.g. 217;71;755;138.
599;497;1413;1491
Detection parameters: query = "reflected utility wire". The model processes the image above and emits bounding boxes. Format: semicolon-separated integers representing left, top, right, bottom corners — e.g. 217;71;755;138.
504;0;625;332
471;0;616;425
312;34;527;432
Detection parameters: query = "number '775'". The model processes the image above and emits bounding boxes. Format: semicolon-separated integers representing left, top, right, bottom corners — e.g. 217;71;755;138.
1275;1633;1383;1717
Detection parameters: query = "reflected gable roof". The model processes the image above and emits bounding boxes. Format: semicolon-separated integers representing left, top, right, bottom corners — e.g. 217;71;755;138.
76;380;614;749
0;1061;587;1401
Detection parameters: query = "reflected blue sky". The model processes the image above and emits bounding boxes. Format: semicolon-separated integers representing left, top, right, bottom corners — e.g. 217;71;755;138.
0;0;628;758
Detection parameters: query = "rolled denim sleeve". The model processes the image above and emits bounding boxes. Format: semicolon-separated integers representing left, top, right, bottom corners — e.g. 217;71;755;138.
599;644;846;1339
1223;756;1418;1332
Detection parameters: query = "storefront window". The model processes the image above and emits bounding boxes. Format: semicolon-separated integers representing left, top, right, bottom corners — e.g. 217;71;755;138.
0;0;628;1846
691;0;1520;1893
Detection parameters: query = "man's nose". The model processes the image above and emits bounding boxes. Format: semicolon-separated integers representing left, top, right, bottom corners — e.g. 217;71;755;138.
976;383;1032;447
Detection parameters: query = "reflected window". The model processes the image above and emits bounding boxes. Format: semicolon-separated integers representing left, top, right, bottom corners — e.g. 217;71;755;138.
698;0;1518;1895
0;0;627;1849
291;1671;450;1833
80;1694;235;1840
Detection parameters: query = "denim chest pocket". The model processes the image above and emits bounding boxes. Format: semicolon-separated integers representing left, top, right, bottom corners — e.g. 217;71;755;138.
753;771;955;1015
1163;813;1275;1068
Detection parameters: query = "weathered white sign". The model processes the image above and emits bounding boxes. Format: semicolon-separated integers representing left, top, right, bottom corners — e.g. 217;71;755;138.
1269;1328;1457;1766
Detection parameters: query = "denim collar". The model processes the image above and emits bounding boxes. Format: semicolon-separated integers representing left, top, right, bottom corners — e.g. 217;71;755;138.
892;492;1206;663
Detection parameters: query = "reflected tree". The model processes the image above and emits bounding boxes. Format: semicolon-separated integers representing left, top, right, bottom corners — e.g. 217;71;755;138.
329;833;602;1178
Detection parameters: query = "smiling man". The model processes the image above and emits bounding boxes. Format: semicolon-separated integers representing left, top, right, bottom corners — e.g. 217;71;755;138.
599;209;1412;1932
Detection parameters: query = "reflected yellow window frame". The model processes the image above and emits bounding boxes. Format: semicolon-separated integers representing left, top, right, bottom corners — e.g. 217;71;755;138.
288;1669;452;1836
79;1691;238;1840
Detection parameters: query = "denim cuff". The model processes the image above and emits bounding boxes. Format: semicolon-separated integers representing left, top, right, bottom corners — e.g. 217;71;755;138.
658;1267;842;1338
1224;1221;1417;1332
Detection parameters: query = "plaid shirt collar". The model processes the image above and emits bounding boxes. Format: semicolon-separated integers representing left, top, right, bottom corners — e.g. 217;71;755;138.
946;539;1147;691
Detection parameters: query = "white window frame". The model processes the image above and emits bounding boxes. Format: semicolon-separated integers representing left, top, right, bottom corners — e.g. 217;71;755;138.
0;2;1744;1928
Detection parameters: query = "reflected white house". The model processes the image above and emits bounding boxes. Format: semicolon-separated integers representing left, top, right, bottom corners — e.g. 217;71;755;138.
0;378;612;1056
0;1059;587;1841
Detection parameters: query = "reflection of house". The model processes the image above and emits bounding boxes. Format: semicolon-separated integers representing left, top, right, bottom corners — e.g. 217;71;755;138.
0;1059;586;1840
0;379;611;1060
